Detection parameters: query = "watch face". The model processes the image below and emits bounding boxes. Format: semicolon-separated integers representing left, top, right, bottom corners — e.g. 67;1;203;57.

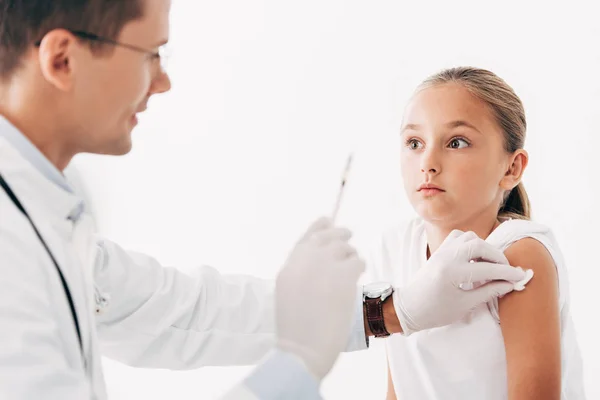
363;281;393;299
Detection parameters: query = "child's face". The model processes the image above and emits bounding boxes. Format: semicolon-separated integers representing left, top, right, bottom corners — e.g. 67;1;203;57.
400;83;511;225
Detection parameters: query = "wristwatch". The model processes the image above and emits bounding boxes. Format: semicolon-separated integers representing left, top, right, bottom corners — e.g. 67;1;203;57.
363;282;394;338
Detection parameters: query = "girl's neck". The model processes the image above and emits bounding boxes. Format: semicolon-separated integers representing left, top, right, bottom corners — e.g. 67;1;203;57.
424;211;503;258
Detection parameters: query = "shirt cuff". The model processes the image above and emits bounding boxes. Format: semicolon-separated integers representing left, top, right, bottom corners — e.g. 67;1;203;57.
344;287;369;352
244;349;322;400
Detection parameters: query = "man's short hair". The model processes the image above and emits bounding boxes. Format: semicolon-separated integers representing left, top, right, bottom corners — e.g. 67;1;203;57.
0;0;144;79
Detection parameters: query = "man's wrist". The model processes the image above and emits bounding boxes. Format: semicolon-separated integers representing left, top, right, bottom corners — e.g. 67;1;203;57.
363;295;402;337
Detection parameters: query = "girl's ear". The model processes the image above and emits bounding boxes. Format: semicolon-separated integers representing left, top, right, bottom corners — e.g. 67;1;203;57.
500;150;528;190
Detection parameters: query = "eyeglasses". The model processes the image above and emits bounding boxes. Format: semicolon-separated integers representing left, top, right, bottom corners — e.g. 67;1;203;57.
36;30;169;72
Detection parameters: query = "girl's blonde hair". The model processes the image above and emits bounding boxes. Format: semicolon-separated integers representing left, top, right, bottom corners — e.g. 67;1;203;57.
417;67;530;220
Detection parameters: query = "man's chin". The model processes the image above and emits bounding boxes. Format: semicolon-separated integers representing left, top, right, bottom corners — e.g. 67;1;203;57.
91;136;133;156
110;140;133;156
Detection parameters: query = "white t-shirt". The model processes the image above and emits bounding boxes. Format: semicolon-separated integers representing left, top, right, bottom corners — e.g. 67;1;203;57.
368;218;585;399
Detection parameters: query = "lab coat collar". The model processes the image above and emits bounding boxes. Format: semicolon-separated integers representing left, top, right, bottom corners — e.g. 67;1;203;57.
0;136;84;223
0;116;73;193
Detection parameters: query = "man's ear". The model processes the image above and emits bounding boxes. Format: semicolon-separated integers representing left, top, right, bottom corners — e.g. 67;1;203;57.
37;29;80;91
500;149;528;190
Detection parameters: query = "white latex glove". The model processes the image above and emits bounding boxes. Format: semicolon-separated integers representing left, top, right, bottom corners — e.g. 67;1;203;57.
276;217;365;380
394;230;527;336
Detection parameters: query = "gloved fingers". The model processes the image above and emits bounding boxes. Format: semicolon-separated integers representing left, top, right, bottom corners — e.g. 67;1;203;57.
462;237;509;264
440;229;465;246
327;241;358;260
465;280;517;305
311;227;353;245
439;230;478;251
457;231;478;243
341;254;366;275
458;261;526;283
299;217;332;242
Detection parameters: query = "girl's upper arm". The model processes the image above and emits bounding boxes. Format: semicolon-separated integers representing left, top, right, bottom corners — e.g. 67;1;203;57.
499;237;561;400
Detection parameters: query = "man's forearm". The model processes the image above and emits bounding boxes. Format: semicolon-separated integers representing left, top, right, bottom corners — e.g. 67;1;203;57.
363;296;402;337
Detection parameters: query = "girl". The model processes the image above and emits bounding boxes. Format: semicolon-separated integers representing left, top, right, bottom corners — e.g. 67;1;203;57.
370;67;585;399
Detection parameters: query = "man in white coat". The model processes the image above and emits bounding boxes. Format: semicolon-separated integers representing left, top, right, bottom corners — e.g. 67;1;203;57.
0;1;528;399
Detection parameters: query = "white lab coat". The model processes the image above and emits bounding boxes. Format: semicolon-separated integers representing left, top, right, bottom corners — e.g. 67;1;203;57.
0;137;278;399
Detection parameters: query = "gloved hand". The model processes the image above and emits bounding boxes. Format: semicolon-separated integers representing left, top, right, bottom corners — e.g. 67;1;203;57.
394;230;527;336
275;217;365;380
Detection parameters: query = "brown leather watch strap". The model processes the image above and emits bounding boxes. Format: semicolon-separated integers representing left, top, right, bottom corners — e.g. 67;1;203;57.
365;297;390;338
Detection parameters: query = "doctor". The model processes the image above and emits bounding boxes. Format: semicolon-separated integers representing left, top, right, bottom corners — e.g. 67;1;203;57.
0;1;528;399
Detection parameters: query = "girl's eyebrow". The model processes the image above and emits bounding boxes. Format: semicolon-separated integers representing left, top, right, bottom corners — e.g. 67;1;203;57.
401;123;420;133
445;120;482;134
401;120;481;134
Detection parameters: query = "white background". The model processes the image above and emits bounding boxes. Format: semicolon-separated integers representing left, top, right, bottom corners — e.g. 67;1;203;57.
74;0;600;398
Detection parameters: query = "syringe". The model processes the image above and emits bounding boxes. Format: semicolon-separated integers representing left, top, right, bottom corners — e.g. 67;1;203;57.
331;153;353;223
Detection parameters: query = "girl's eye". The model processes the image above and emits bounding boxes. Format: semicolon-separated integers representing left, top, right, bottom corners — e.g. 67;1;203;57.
406;139;423;150
448;138;470;149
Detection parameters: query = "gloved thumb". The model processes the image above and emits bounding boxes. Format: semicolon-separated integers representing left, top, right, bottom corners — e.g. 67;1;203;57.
467;280;517;305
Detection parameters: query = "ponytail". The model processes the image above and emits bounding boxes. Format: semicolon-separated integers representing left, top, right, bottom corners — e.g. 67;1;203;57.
498;182;530;220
